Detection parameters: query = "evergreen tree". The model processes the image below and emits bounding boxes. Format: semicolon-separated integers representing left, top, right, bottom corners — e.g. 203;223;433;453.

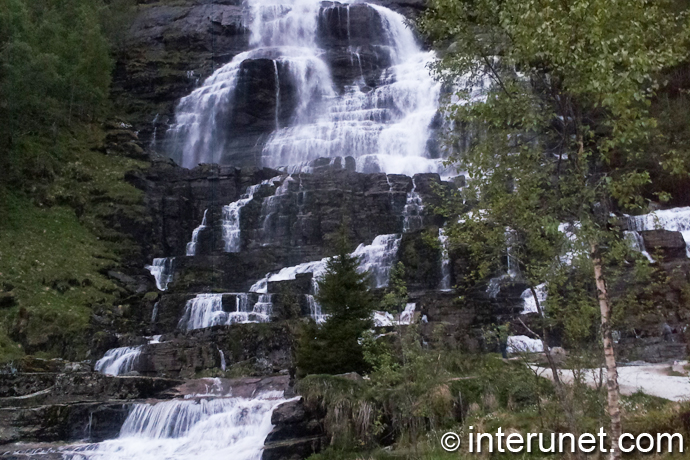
297;246;375;376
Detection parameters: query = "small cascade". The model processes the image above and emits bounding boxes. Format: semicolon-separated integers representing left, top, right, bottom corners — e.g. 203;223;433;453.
151;301;160;323
624;230;655;263
402;181;423;232
352;234;403;288
251;234;402;293
94;346;142;376
626;207;690;258
373;303;415;326
145;257;175;291
222;178;281;252
520;283;547;314
507;335;544;353
186;209;208;256
218;348;227;372
438;228;451;290
252;294;274;318
150;113;160;149
178;293;272;331
222;185;262;253
305;294;326;323
259;175;294;244
399;302;416;324
178;294;225;331
63;393;289;460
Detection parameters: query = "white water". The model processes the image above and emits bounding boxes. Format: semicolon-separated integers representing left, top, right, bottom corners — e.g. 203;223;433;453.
373;302;415;326
146;258;175;291
186;210;208;256
507;335;544;354
623;230;655;263
250;234;402;293
94;346;142;376
223;178;282;252
178;293;272;331
63;394;289;460
438;228;451;290
305;294;326;323
167;0;442;176
520;283;547;314
626;207;690;258
402;180;424;232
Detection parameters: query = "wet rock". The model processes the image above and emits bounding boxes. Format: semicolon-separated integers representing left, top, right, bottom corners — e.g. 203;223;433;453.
262;398;326;460
642;230;687;260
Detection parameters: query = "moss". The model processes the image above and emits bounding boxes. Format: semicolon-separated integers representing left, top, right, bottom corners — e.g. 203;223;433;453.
0;123;149;362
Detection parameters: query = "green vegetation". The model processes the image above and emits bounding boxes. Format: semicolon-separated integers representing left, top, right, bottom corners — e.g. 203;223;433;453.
418;0;690;455
0;0;146;361
297;245;375;376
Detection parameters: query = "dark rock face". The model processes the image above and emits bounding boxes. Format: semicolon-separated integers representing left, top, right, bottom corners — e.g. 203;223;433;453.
642;229;687;260
317;3;393;89
112;0;250;136
136;323;295;378
262;398;326;460
0;359;182;445
132;161;451;276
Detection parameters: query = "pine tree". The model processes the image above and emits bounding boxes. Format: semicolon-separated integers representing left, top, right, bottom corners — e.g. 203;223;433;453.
297;246;374;376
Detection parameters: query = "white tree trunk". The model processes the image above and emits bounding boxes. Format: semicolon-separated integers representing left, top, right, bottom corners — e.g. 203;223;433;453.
591;243;622;460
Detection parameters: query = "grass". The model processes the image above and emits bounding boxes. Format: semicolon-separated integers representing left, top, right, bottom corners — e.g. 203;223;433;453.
0;123;148;361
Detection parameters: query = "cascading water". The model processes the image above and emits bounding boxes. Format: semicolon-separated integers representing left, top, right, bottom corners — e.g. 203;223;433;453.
520;283;547;314
623;230;655;263
438;228;451;290
223;178;281;252
402;180;424;232
167;0;443;176
373;302;415;326
352;234;402;287
94;346;142;376
305;294;326;323
178;293;272;331
250;233;402;293
146;258;175;291
62;393;290;460
186;210;208;256
626;207;690;258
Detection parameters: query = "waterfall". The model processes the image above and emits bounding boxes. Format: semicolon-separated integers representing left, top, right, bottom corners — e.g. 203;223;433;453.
94;346;142;376
402;181;423;232
262;4;443;176
438;228;451;290
178;293;271;331
145;258;175;291
167;0;443;176
623;230;655;263
218;349;227;372
186;210;208;256
520;283;547;314
63;394;289;460
305;294;326;323
352;234;403;288
507;335;544;354
151;301;160;323
259;175;294;244
373;302;415;326
626;207;690;258
250;233;402;293
222;178;281;252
